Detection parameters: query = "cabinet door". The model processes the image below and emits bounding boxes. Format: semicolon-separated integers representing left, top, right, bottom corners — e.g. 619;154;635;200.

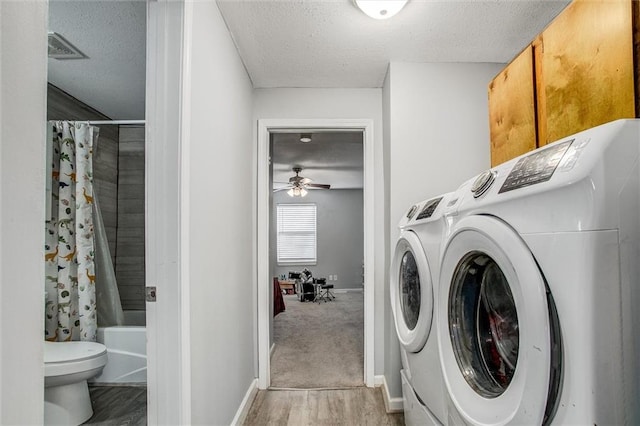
488;45;537;167
538;0;635;146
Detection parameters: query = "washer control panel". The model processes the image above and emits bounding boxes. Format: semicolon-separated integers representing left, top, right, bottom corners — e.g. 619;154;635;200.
416;196;443;220
499;139;574;193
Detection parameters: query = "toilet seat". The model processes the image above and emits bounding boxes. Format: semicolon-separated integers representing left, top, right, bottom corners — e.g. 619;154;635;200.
44;341;107;379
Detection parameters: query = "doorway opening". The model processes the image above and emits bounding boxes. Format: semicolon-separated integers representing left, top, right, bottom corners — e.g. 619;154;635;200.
269;131;364;388
257;119;376;390
46;1;148;424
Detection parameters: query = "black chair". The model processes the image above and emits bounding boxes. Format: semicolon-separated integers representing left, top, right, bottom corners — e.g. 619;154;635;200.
313;278;335;303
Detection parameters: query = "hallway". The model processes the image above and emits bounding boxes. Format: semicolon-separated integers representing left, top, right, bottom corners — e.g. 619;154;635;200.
243;387;403;425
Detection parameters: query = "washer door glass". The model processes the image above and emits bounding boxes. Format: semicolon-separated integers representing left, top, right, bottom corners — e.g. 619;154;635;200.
437;215;552;425
449;251;519;398
391;231;434;353
400;250;420;330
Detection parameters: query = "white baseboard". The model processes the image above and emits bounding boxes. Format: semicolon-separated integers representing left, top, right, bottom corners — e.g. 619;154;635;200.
230;378;258;425
375;374;404;413
333;287;364;293
374;375;385;386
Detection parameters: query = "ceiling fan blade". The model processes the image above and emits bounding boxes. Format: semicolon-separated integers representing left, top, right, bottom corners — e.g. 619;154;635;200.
300;177;312;184
273;186;292;192
306;183;331;189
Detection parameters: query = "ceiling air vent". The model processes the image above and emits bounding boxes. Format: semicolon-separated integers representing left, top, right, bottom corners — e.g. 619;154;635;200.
48;32;86;60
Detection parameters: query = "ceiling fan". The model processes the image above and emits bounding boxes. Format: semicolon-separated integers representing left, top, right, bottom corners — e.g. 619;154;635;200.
274;167;331;197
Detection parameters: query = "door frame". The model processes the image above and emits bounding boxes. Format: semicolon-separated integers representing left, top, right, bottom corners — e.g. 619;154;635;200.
257;118;375;389
145;0;192;423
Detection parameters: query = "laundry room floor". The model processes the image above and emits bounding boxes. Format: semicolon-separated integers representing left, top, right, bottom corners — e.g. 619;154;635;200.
243;387;404;425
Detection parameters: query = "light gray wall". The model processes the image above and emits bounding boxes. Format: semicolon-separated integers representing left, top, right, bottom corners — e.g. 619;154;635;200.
271;189;364;290
185;2;255;424
383;61;504;398
387;62;504;235
0;1;47;423
116;125;145;311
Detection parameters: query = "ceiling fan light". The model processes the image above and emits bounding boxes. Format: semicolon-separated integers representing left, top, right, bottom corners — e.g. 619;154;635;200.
300;133;312;143
300;188;308;197
355;0;408;20
287;188;295;197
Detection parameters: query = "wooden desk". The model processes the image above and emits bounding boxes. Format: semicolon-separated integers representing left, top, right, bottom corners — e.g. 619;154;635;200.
278;279;296;294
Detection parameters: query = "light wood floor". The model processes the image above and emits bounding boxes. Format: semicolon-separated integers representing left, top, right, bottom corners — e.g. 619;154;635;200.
83;385;147;425
243;387;404;425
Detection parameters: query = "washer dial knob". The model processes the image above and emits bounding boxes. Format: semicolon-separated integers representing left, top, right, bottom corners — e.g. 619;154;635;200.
406;204;418;219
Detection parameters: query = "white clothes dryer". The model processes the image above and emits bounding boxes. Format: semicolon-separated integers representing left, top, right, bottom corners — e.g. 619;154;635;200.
437;119;640;425
391;193;453;425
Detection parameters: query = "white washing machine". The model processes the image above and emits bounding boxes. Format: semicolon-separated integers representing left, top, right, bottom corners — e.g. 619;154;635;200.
391;193;453;425
436;119;640;425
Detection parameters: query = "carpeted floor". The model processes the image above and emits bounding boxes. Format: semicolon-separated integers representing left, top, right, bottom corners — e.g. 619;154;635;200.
270;291;364;389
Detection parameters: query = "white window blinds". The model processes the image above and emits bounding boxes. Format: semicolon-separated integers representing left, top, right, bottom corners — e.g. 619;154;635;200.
277;203;317;264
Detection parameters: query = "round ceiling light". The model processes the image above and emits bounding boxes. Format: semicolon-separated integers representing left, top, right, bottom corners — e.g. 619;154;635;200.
300;133;312;143
355;0;408;20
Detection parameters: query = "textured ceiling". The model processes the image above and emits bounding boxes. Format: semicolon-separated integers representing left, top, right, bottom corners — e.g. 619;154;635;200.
45;0;569;119
48;0;146;120
46;0;570;187
216;0;570;88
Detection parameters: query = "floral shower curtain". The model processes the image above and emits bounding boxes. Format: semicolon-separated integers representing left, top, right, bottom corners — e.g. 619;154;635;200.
44;121;98;342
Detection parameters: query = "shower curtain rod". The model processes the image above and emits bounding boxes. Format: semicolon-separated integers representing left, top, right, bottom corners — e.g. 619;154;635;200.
87;120;145;125
49;120;146;125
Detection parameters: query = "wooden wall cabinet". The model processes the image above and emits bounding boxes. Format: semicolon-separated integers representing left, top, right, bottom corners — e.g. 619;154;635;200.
489;0;638;166
489;46;537;167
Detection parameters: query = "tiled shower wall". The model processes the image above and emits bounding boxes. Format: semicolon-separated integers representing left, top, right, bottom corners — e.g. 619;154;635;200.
115;126;146;311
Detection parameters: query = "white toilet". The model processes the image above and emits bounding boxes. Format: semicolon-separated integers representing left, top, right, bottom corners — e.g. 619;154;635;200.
44;341;108;425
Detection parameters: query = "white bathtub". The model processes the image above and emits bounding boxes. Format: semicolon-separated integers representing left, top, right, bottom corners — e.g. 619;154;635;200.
91;311;147;384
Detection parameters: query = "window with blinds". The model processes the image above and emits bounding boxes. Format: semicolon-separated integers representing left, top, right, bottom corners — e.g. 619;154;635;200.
277;203;317;265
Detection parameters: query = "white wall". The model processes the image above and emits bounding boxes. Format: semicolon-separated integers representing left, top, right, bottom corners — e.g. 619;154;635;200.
383;61;504;398
253;88;387;376
185;2;255;424
0;1;47;424
388;62;503;235
271;189;364;289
